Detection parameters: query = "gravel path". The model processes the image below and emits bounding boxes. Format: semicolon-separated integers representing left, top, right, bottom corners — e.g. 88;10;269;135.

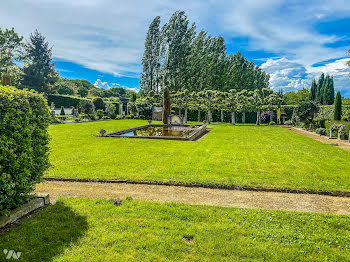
36;181;350;215
286;126;350;151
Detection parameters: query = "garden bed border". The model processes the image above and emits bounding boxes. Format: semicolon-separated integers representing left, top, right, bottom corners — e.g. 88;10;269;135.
0;195;50;229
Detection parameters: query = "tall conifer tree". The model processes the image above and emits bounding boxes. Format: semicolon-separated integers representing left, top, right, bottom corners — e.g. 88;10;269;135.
334;91;342;120
141;16;161;94
22;30;58;93
316;73;325;103
310;79;317;101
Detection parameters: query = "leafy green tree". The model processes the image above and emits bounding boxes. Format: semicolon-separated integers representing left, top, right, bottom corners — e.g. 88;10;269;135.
105;103;116;116
161;11;195;91
0;27;23;78
141;16;161;94
92;97;105;110
284;89;310;105
78;100;95;115
162;87;171;124
22;30;58;93
293;101;320;122
77;86;88;97
227;89;239;125
334;91;342;121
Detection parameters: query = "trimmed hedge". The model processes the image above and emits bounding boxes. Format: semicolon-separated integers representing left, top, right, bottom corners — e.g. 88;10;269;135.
0;86;51;215
317;105;350;121
47;94;90;108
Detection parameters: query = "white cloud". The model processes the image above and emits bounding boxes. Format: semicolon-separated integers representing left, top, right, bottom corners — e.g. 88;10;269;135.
261;57;350;96
94;79;110;89
1;0;350;93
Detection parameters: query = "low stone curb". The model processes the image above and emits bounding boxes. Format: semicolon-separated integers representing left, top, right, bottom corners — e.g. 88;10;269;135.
43;177;350;198
0;195;50;229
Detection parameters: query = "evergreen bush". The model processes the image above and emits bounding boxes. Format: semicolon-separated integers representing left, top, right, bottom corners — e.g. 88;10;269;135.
334;91;342;121
0;86;50;215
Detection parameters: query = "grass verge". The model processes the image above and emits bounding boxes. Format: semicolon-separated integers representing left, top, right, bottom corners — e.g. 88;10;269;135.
0;197;349;261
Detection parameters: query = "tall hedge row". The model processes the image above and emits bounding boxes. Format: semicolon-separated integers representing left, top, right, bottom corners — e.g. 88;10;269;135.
0;86;51;215
47;94;90;108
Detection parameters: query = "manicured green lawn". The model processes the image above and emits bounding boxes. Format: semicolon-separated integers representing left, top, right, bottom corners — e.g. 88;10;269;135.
0;197;349;261
47;120;350;192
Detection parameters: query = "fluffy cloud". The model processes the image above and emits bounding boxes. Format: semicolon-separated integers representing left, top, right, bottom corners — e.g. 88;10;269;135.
261;57;350;96
2;0;349;93
94;79;110;89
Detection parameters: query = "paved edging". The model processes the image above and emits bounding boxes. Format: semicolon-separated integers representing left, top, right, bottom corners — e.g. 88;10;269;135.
0;195;50;229
43;177;350;198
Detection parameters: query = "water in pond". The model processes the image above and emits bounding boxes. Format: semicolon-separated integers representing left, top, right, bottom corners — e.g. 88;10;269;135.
121;126;196;137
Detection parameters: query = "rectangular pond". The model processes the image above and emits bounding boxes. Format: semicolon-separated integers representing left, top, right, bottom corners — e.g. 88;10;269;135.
104;124;207;141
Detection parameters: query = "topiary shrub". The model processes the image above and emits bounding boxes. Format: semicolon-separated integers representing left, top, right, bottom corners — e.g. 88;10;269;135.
60;106;65;115
269;121;276;125
0;86;50;215
316;128;326;136
96;109;104;119
139;115;145;120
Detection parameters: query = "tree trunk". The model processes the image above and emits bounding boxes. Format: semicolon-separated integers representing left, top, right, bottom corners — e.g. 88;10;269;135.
231;112;235;125
179;108;182;117
184;107;188;123
270;111;273;123
207;110;211;124
242;112;246;124
221;110;224;122
256;111;260;125
198;109;201;122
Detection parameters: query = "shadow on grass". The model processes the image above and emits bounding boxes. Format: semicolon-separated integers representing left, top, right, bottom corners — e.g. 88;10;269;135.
0;201;88;261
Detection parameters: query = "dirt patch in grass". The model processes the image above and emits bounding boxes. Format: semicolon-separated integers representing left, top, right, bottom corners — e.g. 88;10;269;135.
36;181;350;215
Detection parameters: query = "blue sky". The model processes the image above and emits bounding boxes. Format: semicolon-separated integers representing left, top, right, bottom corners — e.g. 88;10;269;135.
2;0;350;96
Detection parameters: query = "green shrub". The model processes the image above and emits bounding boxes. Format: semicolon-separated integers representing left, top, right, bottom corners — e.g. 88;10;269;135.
316;128;327;136
126;114;131;119
139;115;145;120
102;116;109;120
78;100;95;115
269;121;276;125
341;116;349;122
0;86;51;215
284;120;292;125
96;109;104;119
110;113;117;119
129;114;135;119
59;106;65;115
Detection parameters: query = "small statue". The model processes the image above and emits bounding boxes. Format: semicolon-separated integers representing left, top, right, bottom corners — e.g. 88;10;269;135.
148;120;152;125
100;129;106;137
50;110;56;118
338;125;345;140
73;108;79;118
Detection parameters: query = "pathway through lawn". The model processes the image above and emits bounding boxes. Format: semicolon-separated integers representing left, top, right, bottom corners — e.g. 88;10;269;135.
36;181;350;215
